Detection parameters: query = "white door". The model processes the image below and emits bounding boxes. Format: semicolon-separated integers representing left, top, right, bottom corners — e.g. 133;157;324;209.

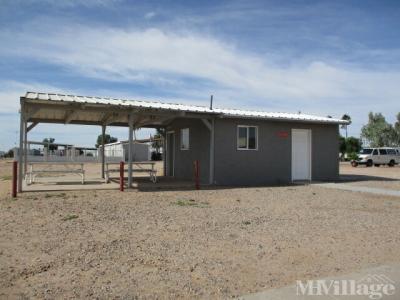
292;129;311;181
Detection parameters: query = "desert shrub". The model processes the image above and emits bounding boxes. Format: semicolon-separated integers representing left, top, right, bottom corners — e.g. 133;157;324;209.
347;152;359;161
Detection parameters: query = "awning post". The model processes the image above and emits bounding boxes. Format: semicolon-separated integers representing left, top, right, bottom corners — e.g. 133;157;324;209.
202;118;215;185
18;107;24;193
209;119;215;184
161;128;166;177
101;125;106;179
23;120;28;177
128;113;134;188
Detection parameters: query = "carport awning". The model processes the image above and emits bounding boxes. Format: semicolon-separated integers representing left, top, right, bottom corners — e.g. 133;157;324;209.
20;92;348;127
21;92;219;128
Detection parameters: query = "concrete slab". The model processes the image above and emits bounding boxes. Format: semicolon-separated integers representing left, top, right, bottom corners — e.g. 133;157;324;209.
239;264;400;299
315;183;400;197
23;176;196;192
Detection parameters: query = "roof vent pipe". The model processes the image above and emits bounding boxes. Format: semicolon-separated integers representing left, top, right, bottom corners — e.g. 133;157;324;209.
210;95;213;110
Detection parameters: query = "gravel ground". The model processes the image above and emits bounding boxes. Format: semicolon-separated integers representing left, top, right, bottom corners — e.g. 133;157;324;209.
340;162;400;190
1;159;400;299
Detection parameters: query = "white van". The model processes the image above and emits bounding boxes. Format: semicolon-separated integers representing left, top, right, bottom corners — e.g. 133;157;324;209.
351;147;399;167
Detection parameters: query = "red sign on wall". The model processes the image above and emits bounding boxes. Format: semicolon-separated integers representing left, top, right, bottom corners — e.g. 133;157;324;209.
277;131;289;138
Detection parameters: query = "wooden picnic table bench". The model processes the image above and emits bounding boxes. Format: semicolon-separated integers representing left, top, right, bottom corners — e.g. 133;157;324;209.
105;162;157;183
25;162;85;185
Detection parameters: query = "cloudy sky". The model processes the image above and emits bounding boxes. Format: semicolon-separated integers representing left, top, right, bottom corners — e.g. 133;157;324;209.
1;0;400;150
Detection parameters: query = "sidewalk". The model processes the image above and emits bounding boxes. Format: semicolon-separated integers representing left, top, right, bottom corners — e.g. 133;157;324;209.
239;264;400;299
314;183;400;197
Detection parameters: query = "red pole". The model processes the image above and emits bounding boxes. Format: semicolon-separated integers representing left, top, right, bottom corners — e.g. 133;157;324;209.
194;160;200;190
120;161;124;192
12;161;17;198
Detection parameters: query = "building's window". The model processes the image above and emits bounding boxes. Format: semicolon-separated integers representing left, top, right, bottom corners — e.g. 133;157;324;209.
238;127;247;149
237;126;258;150
180;128;190;150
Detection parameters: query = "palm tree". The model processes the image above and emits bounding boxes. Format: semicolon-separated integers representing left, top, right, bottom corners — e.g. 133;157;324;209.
341;114;352;138
151;128;165;155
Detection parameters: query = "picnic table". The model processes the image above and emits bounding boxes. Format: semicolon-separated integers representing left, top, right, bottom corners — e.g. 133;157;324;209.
25;162;85;185
105;162;157;183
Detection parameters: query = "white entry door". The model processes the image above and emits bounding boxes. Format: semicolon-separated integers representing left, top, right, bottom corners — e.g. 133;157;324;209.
291;129;311;181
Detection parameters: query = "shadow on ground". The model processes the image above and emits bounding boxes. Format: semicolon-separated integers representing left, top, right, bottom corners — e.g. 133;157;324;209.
337;174;400;183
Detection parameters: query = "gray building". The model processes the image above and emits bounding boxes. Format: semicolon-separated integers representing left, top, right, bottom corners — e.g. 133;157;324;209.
166;116;341;185
18;92;348;191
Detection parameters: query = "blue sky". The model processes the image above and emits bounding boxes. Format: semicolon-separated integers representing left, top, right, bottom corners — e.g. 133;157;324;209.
1;0;400;150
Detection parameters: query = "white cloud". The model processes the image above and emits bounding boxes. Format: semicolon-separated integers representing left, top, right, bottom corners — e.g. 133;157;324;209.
4;26;400;105
0;81;68;113
1;24;400;140
9;0;122;8
0;81;69;150
144;11;157;19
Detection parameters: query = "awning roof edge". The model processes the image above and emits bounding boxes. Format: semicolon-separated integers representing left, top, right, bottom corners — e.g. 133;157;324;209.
20;91;349;125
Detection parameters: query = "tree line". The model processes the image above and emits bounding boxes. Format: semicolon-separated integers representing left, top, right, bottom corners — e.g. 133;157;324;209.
340;112;400;159
361;112;400;147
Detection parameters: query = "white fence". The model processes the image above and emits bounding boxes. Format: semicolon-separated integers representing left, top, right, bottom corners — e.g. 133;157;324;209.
14;144;151;163
24;155;100;163
14;148;100;163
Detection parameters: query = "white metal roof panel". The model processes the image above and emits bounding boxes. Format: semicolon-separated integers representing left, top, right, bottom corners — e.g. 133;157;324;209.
22;92;348;124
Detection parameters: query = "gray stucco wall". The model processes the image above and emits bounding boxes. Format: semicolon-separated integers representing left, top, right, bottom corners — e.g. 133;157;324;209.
167;117;339;186
166;118;210;183
213;118;339;186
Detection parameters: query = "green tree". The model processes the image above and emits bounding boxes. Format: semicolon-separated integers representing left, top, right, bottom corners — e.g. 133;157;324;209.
339;136;362;160
43;138;57;151
339;136;346;155
151;128;165;155
341;114;352;138
345;137;362;154
394;112;400;146
4;148;14;158
95;134;118;148
361;112;397;147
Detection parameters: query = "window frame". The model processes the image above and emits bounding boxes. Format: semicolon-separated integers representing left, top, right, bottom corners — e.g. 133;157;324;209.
180;128;190;151
237;125;258;151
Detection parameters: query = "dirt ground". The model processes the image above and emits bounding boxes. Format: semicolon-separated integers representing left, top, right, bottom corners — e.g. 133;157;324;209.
340;162;400;190
1;159;400;299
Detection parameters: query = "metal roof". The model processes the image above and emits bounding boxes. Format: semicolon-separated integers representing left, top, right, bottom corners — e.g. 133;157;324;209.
21;92;348;125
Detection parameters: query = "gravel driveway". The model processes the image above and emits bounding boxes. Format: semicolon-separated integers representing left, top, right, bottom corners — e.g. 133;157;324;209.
1;160;399;298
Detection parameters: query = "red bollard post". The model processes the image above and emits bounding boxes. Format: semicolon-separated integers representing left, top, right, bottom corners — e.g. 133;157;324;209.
12;161;17;198
194;160;200;190
120;161;124;192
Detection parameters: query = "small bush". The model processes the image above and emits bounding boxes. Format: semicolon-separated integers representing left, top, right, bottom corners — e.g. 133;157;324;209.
347;152;359;161
44;193;67;199
173;199;209;207
62;214;78;221
175;199;197;206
